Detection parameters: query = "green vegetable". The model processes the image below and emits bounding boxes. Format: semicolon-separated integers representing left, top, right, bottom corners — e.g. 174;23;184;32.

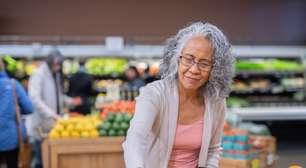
117;130;126;136
108;129;117;136
112;122;121;131
99;129;108;136
120;122;129;131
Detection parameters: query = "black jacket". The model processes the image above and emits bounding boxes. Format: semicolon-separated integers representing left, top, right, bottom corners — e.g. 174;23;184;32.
68;70;93;115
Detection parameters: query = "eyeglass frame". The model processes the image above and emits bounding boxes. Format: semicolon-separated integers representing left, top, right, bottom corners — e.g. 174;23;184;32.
179;55;213;72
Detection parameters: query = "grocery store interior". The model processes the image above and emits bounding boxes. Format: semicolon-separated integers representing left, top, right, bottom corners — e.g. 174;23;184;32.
0;1;306;168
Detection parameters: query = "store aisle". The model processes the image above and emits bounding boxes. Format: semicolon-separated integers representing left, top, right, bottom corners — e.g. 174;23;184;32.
268;121;306;167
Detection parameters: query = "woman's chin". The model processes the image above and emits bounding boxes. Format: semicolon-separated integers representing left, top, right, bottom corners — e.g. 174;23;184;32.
182;81;201;90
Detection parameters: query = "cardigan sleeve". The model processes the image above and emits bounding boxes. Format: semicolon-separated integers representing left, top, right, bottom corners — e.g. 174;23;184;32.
205;99;226;168
122;83;162;168
28;70;58;119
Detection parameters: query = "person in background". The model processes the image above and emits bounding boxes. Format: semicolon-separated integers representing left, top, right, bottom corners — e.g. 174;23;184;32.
68;58;94;115
0;57;34;168
28;49;81;168
124;65;145;90
123;22;235;168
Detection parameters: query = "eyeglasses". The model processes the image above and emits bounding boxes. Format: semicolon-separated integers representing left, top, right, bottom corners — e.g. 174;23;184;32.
179;55;212;72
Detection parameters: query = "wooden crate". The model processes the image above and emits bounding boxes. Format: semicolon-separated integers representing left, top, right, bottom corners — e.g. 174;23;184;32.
250;136;277;168
219;158;252;168
42;137;125;168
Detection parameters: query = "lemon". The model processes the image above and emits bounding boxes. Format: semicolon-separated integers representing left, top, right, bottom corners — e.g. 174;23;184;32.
71;131;80;138
84;124;94;131
49;130;60;139
90;130;99;138
76;123;84;131
66;124;75;131
81;131;90;138
61;130;70;138
58;119;69;127
54;124;64;132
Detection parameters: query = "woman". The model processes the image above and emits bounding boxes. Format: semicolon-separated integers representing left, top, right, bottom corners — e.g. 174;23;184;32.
124;65;145;90
123;22;235;168
28;49;80;168
0;57;34;168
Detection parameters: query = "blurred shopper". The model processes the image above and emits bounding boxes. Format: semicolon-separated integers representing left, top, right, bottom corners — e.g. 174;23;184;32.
68;58;94;115
123;22;235;168
124;65;145;90
28;49;81;168
0;57;33;168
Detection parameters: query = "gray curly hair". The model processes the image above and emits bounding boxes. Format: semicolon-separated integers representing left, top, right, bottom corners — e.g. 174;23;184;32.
159;21;235;98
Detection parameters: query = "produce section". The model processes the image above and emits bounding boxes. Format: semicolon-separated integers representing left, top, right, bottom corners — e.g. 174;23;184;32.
1;45;306;168
2;45;306;121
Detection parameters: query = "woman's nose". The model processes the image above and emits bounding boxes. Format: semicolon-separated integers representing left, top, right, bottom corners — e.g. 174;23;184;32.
188;63;201;74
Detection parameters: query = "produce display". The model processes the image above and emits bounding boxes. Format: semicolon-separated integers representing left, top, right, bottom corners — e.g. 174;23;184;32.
222;128;258;160
2;56;41;77
227;97;250;108
97;112;132;137
231;57;306;108
48;115;101;139
3;54;306;115
100;100;135;117
222;115;277;168
281;77;304;89
96;100;135;136
63;59;80;75
85;58;128;75
232;79;270;92
94;79;123;92
236;59;304;72
232;77;304;93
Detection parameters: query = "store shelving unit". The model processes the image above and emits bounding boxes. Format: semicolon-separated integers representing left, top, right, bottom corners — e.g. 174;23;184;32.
1;44;306;121
230;46;306;121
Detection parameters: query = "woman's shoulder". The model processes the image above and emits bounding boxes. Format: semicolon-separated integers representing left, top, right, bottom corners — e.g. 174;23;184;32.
30;63;51;80
137;79;173;103
142;79;172;93
208;97;226;120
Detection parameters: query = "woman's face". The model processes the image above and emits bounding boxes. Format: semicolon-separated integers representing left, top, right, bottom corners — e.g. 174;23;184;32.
125;68;137;81
178;35;214;91
51;57;62;73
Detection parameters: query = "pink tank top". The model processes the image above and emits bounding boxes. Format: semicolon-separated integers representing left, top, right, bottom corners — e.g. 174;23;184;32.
168;117;204;168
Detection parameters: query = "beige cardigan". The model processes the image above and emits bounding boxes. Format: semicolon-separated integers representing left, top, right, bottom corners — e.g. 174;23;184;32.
122;78;225;168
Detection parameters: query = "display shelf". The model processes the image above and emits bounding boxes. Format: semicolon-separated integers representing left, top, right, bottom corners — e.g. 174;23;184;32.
231;87;304;95
90;74;124;80
1;44;306;58
0;44;164;58
228;106;306;121
230;48;306;120
42;137;125;168
235;71;304;77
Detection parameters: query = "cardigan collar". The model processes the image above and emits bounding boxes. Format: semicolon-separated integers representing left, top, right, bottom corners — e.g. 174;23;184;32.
165;79;211;167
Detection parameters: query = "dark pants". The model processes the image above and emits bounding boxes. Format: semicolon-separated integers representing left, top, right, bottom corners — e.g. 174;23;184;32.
33;140;42;168
0;148;18;168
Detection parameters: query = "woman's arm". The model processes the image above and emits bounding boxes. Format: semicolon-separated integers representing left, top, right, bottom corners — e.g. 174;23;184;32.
15;80;34;115
28;72;58;119
206;99;226;168
122;84;161;168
